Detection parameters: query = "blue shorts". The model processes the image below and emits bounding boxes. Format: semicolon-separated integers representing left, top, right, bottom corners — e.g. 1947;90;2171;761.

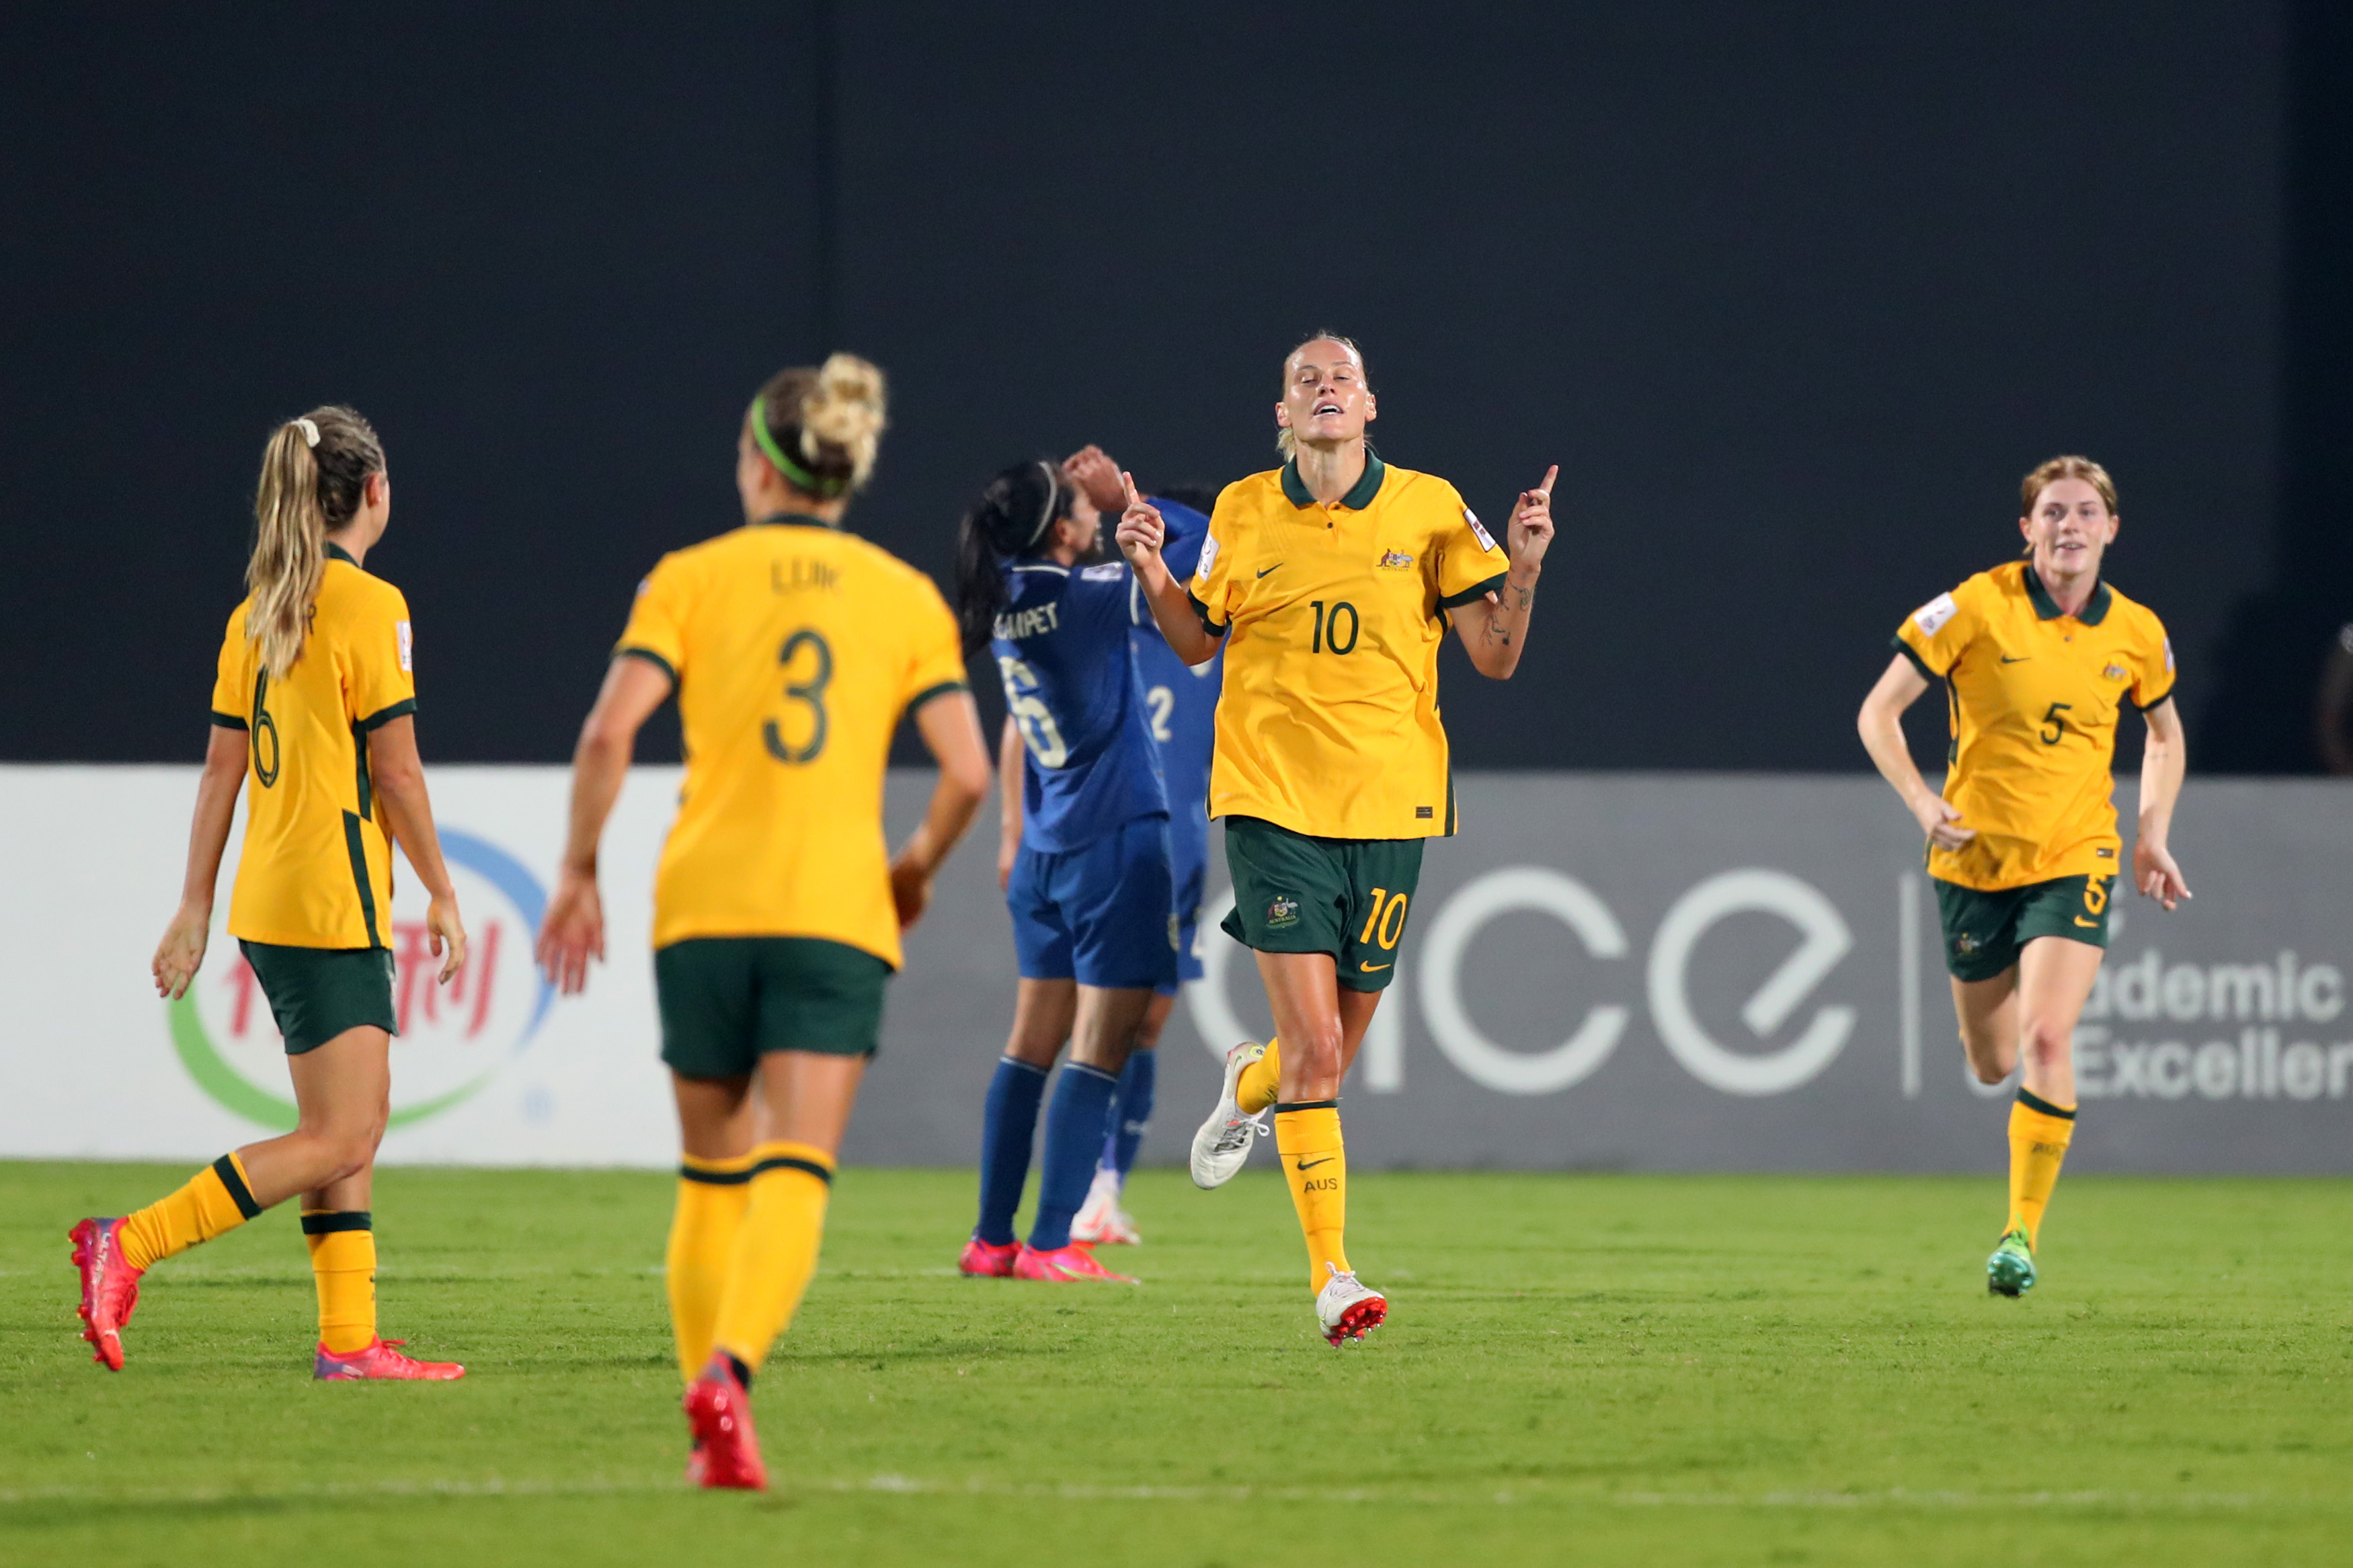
1009;815;1180;990
1157;850;1207;995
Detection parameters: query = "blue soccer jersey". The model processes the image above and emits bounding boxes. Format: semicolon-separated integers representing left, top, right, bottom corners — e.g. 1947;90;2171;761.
1129;500;1223;923
993;559;1169;854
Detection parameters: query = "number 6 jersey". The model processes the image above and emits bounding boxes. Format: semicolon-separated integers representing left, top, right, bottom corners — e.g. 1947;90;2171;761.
1892;559;2175;892
617;512;968;964
991;556;1169;854
208;542;417;950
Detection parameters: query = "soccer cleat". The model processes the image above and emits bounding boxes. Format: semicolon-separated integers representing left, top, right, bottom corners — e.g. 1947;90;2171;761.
69;1218;143;1372
959;1236;1019;1278
1072;1168;1142;1246
1189;1040;1271;1189
1012;1243;1138;1284
313;1337;467;1380
1986;1229;2038;1297
683;1354;766;1490
1316;1262;1386;1347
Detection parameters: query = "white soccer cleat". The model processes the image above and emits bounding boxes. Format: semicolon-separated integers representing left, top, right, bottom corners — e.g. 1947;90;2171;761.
1189;1041;1271;1190
1315;1262;1387;1347
1071;1167;1142;1245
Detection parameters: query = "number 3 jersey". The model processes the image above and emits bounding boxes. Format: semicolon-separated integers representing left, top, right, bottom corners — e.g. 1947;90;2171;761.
618;514;969;965
1893;559;2174;893
208;543;417;950
992;557;1168;854
1189;454;1507;841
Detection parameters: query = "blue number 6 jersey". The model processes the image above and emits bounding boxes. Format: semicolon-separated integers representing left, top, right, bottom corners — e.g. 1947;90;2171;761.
992;559;1169;852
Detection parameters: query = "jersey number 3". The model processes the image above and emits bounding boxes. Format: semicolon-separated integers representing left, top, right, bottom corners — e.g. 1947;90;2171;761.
764;628;833;764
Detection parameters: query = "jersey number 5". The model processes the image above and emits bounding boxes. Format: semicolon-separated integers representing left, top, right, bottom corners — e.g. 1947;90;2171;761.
763;628;833;764
2038;701;2073;746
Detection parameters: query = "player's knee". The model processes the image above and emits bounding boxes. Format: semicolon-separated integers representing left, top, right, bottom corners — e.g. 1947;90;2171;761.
2018;1016;2072;1071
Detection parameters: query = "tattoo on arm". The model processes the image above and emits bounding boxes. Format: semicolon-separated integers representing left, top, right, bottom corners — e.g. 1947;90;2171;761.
1511;585;1533;612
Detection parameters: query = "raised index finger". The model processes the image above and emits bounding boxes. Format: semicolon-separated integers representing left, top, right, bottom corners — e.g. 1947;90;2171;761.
1119;470;1143;509
1536;464;1559;499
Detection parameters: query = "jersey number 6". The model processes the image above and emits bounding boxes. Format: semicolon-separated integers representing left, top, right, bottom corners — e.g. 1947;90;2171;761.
250;669;282;788
763;628;833;765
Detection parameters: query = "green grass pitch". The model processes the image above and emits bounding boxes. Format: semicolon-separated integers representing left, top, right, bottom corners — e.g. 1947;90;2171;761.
3;1161;2348;1567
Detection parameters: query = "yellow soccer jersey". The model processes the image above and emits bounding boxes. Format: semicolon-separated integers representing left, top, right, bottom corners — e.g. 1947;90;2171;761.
1188;454;1507;840
617;514;969;964
1894;559;2175;891
209;544;417;949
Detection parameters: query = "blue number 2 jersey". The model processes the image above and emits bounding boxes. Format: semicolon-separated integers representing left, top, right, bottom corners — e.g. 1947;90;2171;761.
993;559;1168;852
1129;500;1222;913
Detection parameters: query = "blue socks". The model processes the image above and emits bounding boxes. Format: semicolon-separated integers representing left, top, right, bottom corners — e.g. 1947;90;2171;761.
1102;1048;1156;1180
1028;1062;1120;1251
974;1057;1048;1247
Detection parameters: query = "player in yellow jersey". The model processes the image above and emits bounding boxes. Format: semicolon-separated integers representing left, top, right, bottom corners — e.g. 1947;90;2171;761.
75;406;472;1382
1119;333;1557;1344
1858;455;2190;1297
534;356;990;1489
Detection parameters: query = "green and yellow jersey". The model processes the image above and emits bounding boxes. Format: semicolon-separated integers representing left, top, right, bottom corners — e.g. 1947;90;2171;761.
1187;453;1506;841
209;543;417;950
616;513;968;966
1894;559;2174;892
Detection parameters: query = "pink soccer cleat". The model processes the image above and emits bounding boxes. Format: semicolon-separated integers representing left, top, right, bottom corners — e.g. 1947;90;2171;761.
69;1219;143;1372
959;1236;1019;1278
1013;1243;1137;1284
313;1337;467;1380
682;1355;766;1490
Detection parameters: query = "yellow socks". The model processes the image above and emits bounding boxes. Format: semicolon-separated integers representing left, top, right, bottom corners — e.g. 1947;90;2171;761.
1236;1037;1281;1115
668;1151;756;1383
1274;1102;1347;1293
118;1153;260;1271
2007;1089;2077;1249
709;1142;836;1378
303;1212;377;1354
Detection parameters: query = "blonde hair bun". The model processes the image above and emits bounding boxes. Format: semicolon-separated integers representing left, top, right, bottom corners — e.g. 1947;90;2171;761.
799;353;889;485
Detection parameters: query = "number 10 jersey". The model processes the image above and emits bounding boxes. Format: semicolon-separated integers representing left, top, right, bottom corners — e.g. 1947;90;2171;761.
617;513;968;965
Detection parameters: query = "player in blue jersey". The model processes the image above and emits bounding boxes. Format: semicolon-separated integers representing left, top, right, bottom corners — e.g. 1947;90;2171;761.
951;458;1178;1283
1058;450;1226;1247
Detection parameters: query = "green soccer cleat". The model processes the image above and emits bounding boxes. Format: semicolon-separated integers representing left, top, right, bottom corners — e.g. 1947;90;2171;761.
1985;1229;2037;1297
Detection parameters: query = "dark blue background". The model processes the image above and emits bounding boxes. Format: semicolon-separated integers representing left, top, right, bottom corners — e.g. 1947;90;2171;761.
1;3;2341;770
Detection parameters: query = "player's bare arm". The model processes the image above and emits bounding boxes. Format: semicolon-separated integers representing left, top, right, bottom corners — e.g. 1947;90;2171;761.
1116;470;1221;667
1447;464;1558;679
1856;655;1975;850
537;653;674;994
890;690;991;930
2134;695;2191;910
369;714;469;985
152;724;248;999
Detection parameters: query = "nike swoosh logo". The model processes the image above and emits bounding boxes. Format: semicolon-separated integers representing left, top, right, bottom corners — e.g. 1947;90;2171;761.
1359;961;1392;973
2073;917;2100;927
1257;564;1281;578
2000;655;2030;663
1296;1157;1335;1170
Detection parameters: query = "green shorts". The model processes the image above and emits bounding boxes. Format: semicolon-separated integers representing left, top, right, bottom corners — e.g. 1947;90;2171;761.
1219;816;1425;993
655;936;891;1079
237;940;397;1055
1933;874;2114;983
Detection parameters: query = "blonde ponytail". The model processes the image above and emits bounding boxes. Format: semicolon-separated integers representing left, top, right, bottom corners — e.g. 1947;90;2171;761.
247;424;328;677
748;355;889;499
244;405;386;675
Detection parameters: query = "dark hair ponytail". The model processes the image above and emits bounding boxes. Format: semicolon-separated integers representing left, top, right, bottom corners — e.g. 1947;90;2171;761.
954;459;1072;653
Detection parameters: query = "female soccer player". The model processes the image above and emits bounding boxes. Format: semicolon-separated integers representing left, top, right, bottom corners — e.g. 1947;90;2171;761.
1857;455;2190;1296
535;356;990;1489
75;406;471;1381
1064;451;1226;1249
1119;333;1556;1344
954;458;1175;1283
